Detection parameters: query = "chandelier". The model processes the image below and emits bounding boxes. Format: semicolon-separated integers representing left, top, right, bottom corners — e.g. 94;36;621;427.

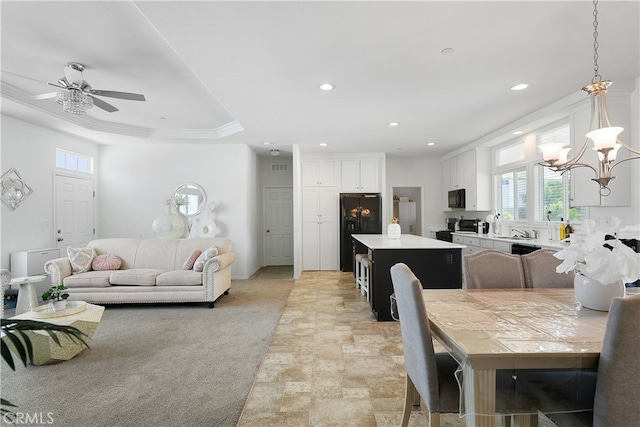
56;88;93;115
538;0;640;196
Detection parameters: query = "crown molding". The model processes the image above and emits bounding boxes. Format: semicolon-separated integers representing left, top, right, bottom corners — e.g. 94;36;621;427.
151;120;244;139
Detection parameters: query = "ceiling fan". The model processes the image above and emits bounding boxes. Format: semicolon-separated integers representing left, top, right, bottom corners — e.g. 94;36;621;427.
31;62;145;114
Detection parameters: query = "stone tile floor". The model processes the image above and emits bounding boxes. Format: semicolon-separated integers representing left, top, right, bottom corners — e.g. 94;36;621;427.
238;270;559;427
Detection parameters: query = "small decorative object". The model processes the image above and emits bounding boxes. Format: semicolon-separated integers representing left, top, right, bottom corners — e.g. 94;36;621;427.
42;284;70;311
555;217;640;311
152;194;187;238
1;168;33;210
388;217;401;239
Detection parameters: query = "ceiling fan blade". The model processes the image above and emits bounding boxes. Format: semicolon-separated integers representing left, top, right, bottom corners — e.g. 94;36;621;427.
64;64;84;87
48;81;66;89
30;92;58;100
89;95;119;113
89;90;145;101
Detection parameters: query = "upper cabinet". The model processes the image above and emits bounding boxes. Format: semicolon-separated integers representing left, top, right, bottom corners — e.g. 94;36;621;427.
302;160;339;187
570;93;631;207
442;149;491;211
340;159;380;193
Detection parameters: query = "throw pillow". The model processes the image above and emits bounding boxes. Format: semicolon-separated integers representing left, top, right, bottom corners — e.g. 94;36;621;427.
182;249;202;270
193;246;219;272
67;246;96;274
92;254;122;271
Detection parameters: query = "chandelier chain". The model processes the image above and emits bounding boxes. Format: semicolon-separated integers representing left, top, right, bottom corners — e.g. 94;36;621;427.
592;0;601;83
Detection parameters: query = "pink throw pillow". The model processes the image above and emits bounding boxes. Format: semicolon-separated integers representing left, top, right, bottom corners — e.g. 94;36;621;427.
183;250;202;270
92;254;122;271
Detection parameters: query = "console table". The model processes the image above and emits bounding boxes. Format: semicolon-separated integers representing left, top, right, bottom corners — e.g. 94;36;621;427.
352;234;465;321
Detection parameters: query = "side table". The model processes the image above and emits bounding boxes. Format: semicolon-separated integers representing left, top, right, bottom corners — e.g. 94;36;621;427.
11;275;48;315
7;302;105;365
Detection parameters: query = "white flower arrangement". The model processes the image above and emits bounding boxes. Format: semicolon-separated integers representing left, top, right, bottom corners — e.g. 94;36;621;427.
554;217;640;285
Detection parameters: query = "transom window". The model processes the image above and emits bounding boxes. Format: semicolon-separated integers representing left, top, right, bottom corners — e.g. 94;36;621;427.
56;148;93;174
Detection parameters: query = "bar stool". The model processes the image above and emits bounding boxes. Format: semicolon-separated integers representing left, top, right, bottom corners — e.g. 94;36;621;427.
355;254;371;301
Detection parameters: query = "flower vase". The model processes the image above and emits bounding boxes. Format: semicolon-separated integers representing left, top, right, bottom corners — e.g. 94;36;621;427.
52;300;67;311
573;274;625;311
387;223;401;239
152;205;186;238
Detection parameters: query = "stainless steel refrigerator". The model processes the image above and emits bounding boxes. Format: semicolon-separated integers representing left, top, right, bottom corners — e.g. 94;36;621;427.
340;193;382;271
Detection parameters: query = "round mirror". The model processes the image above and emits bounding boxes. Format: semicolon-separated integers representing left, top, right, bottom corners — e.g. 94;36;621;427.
174;183;207;217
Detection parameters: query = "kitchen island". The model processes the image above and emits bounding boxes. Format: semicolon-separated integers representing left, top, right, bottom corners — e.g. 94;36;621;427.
352;234;466;321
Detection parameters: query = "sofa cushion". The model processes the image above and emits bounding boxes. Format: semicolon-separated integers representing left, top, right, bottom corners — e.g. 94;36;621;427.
92;254;122;271
156;270;203;286
193;246;218;272
64;271;113;288
68;246;96;274
109;269;164;286
182;250;202;270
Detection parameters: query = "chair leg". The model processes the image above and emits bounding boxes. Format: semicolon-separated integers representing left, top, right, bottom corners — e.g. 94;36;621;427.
402;375;415;427
428;412;441;427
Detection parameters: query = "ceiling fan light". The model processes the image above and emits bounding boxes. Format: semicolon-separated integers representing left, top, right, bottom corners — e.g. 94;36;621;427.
56;89;93;115
586;127;624;151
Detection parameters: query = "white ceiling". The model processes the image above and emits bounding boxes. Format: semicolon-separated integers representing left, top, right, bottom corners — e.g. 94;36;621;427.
1;1;639;158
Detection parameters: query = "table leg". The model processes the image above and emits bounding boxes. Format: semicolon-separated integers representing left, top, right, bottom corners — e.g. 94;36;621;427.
16;282;38;315
463;364;496;427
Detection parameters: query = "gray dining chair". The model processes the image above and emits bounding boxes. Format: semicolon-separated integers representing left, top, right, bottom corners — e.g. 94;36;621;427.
390;263;460;426
591;294;640;426
521;249;574;288
464;249;526;289
390;263;541;427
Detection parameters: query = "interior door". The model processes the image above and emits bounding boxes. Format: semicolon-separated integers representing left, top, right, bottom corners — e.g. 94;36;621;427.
264;187;293;266
55;174;95;253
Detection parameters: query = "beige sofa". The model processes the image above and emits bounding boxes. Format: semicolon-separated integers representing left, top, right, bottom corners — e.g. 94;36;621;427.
44;237;236;308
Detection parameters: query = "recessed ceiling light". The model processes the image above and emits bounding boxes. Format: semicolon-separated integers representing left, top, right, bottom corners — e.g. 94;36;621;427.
263;141;272;145
441;48;455;55
426;142;436;146
319;83;335;91
512;131;524;135
319;143;327;147
388;122;399;127
510;83;530;91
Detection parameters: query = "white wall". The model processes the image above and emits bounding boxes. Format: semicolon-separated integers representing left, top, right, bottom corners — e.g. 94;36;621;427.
386;157;444;235
1;115;99;270
98;143;260;279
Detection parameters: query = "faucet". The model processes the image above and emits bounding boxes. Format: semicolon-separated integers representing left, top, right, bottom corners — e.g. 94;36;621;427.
512;229;530;238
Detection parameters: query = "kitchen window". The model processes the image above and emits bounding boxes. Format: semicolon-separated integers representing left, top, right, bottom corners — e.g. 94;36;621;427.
534;124;586;222
495;140;527;221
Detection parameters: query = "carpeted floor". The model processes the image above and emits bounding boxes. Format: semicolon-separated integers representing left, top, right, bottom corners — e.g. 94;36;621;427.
1;274;294;427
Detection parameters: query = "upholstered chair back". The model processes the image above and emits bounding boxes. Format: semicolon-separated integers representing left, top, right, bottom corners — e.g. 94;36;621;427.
521;249;574;288
464;249;525;289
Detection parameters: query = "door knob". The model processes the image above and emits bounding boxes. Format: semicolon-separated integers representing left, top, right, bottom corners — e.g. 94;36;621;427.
266;230;270;233
57;237;64;242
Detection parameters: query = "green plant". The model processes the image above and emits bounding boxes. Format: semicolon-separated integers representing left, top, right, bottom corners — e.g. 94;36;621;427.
42;284;69;302
1;318;88;420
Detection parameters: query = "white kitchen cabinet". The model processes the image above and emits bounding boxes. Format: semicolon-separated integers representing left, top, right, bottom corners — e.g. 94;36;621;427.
302;160;339;187
340;159;380;193
570;94;631;207
442;149;491;211
302;187;338;270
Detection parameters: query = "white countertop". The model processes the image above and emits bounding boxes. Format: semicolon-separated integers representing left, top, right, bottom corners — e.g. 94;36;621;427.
451;232;569;250
352;234;466;250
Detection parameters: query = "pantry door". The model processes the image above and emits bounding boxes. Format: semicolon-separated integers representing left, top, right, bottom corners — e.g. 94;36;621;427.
263;187;293;266
55;174;95;253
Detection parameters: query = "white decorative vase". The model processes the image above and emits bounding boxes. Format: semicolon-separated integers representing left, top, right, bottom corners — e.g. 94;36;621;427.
152;206;186;239
573;274;625;311
52;300;67;311
387;223;401;239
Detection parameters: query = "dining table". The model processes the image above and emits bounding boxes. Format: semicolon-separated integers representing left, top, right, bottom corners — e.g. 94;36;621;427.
421;288;615;427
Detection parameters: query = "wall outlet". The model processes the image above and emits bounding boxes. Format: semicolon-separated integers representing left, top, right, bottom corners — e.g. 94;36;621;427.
40;219;50;228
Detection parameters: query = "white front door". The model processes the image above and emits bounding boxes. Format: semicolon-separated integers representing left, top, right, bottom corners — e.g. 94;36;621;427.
264;187;293;266
55;174;95;253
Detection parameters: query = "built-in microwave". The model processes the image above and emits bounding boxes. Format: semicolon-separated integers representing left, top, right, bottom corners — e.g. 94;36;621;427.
448;189;465;209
